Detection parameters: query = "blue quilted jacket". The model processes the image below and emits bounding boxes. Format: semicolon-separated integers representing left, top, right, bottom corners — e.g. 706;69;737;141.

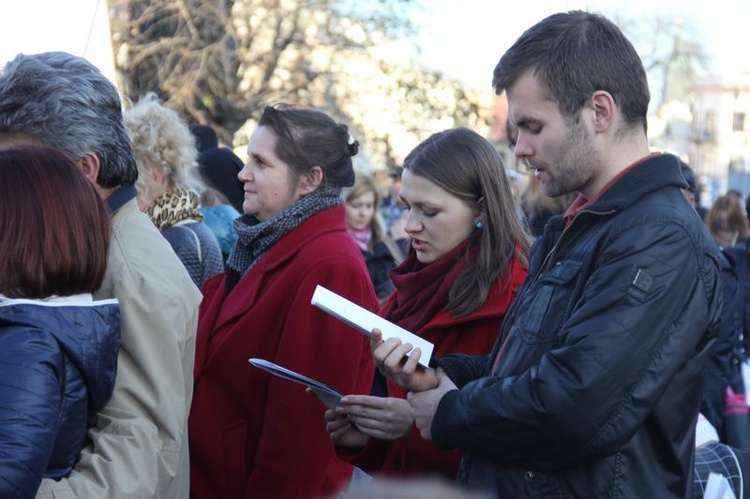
0;295;120;498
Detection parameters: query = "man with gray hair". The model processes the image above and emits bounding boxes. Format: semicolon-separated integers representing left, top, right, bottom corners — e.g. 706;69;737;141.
0;52;202;498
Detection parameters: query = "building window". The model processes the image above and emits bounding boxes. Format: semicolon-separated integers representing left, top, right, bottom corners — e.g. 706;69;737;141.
705;111;715;136
733;112;745;132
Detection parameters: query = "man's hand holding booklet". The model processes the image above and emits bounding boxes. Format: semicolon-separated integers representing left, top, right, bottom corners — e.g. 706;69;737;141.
310;285;434;367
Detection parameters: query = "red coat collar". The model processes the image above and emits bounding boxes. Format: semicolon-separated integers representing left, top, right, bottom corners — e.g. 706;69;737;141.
194;206;349;377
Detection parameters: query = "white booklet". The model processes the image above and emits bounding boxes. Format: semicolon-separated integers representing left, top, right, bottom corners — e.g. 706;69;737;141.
310;285;434;367
248;358;343;409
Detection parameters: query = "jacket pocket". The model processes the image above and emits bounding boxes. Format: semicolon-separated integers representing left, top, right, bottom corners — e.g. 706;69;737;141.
521;260;582;344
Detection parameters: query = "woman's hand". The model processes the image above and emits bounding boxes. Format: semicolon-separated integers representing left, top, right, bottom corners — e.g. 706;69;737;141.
370;329;439;392
324;407;370;449
339;395;413;440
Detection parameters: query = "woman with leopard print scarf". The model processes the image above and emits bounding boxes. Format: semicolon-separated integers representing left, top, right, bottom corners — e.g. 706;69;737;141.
124;93;224;288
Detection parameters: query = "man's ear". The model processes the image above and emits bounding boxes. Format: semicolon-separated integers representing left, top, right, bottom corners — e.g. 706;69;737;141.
299;166;324;195
77;152;101;185
590;90;616;133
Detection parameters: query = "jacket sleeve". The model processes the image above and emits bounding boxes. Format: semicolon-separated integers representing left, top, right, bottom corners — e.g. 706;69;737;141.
431;218;721;470
245;254;377;497
0;328;62;498
435;352;494;388
36;228;202;499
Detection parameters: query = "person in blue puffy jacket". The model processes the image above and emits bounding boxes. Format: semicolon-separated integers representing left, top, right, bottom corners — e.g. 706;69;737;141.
0;146;120;498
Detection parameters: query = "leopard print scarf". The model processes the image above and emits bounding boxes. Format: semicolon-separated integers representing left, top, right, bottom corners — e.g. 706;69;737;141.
146;187;204;232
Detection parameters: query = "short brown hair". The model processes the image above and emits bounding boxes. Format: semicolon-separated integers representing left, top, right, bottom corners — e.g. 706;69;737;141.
0;146;110;298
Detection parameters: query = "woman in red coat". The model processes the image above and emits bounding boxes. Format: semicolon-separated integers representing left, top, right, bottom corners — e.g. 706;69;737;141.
325;127;530;481
189;104;379;499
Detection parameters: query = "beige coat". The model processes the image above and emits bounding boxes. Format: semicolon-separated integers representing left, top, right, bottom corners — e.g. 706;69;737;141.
37;198;202;498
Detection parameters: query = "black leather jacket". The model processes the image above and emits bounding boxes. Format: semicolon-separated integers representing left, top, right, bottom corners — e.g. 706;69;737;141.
433;153;722;498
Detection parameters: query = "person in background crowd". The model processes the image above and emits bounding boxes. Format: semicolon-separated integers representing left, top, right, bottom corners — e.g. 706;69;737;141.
504;167;527;223
372;11;721;498
380;166;407;235
199;186;241;261
190;123;245;212
125;93;223;288
0;51;202;498
343;174;405;304
520;173;576;239
327;127;529;483
679;160;708;220
676;163;742;438
189;104;378;499
728;189;744;200
706;193;750;248
0;146;119;498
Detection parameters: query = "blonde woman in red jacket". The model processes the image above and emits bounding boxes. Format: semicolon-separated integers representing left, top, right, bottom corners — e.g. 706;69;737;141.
326;127;530;481
189;104;378;499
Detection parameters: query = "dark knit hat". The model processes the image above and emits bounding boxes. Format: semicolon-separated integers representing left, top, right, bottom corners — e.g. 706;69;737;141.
189;124;245;212
189;124;219;151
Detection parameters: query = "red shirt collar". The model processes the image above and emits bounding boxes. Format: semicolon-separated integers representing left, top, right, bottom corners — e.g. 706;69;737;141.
563;152;661;226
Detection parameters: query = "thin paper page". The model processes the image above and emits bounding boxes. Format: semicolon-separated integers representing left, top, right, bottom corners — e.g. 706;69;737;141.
248;358;343;409
310;285;434;367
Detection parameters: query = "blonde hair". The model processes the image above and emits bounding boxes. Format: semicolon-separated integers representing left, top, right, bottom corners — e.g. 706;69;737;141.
343;174;386;246
124;93;206;204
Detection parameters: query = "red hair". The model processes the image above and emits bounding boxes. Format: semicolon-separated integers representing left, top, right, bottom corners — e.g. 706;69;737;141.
0;146;110;298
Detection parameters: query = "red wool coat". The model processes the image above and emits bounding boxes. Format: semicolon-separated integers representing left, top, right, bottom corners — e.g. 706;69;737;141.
189;207;378;499
340;254;528;479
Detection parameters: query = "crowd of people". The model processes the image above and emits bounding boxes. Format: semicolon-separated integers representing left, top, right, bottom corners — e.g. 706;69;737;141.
1;8;749;499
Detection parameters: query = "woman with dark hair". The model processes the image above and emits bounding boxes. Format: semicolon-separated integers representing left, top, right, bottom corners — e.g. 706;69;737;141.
326;127;530;482
706;193;750;248
0;146;120;498
188;104;379;498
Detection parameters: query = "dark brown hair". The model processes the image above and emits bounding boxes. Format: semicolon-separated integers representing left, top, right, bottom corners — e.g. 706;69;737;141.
258;104;356;188
403;127;531;316
0;146;110;298
706;193;750;245
493;11;649;134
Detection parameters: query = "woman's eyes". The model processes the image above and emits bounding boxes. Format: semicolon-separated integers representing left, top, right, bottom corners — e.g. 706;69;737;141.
249;155;267;168
404;205;436;217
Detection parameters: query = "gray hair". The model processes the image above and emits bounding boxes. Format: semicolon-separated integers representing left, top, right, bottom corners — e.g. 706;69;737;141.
0;51;137;188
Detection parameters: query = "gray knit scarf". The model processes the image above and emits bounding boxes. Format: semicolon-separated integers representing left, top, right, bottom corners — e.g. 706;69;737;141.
225;186;343;291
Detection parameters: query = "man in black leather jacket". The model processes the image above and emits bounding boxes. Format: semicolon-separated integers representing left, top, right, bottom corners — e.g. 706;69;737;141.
372;11;722;498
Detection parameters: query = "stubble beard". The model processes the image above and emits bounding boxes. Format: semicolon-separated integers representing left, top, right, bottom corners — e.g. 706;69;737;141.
540;119;600;199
